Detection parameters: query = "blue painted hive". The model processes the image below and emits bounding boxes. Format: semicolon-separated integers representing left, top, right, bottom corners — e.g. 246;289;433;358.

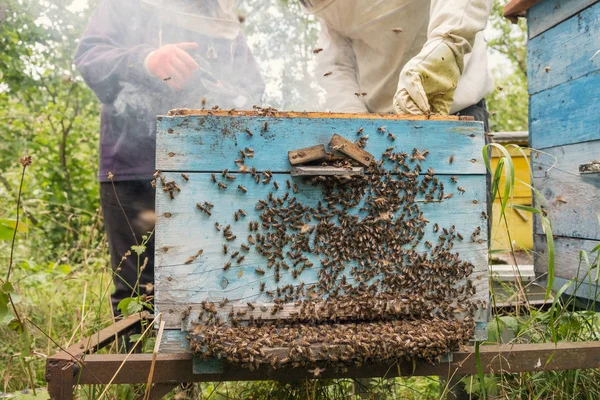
506;0;600;302
154;110;489;367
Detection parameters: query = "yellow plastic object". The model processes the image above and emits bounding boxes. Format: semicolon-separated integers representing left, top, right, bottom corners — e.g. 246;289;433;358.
490;146;533;251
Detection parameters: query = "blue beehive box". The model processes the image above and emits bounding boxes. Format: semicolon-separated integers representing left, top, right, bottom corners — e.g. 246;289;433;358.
506;0;600;302
153;110;489;357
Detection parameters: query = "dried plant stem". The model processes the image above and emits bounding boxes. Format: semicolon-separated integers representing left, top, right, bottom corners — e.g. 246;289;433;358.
7;164;27;281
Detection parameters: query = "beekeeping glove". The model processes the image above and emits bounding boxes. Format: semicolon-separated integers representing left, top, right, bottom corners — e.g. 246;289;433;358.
393;0;492;115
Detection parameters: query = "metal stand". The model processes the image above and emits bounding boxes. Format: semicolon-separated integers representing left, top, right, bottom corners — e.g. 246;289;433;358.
46;313;600;400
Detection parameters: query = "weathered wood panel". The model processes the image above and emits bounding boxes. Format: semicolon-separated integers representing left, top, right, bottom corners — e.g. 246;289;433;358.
154;173;488;329
532;140;600;241
527;2;600;94
528;0;600;39
534;235;600;296
156;113;489;344
530;71;600;149
156;115;486;174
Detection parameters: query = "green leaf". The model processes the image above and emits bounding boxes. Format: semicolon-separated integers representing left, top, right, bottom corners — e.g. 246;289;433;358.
2;281;14;293
510;204;540;214
7;318;23;333
131;245;146;255
117;296;144;317
0;291;9;321
127;298;144;315
117;297;133;315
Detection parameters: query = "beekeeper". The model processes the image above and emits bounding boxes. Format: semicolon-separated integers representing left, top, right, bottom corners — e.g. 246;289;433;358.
75;0;264;318
301;0;494;118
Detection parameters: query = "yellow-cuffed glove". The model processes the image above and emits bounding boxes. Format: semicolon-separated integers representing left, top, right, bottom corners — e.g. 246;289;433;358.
393;40;460;115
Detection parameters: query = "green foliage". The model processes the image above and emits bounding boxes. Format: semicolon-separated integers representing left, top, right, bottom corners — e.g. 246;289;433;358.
486;0;529;132
241;0;324;110
0;0;102;263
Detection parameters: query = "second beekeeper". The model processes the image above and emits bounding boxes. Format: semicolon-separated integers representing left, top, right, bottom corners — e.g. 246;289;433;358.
301;0;494;116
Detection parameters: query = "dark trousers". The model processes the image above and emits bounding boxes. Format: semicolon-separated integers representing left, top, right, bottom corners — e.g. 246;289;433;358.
100;180;155;316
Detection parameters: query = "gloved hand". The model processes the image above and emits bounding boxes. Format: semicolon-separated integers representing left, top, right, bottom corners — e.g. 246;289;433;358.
146;43;199;91
393;41;460;115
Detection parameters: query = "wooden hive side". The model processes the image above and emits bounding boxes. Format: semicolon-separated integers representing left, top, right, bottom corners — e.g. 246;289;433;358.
154;112;489;355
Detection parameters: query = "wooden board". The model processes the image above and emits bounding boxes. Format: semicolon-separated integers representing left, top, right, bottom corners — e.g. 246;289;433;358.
529;71;600;149
155;113;489;341
156;115;486;174
532;140;600;241
528;0;600;39
165;109;474;121
534;235;600;300
154;174;488;329
504;0;543;20
527;2;600;95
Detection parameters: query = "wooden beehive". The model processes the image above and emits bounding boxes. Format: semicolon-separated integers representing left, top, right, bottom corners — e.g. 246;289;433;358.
506;0;600;302
154;110;489;361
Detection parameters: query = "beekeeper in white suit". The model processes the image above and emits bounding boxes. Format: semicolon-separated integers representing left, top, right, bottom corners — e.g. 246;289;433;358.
301;0;494;118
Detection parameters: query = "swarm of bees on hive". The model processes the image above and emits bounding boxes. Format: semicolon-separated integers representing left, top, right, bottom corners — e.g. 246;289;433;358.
154;114;485;373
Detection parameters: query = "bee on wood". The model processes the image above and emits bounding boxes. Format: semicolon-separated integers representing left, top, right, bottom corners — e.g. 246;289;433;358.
356;127;364;136
226;235;237;241
377;126;387;133
237;209;246;217
247;302;255;310
234;212;239;221
181;173;189;181
238;185;247;193
457;232;464;241
237;255;245;263
481;211;488;220
241;243;250;251
212;105;219;110
218;182;227;189
392;28;403;33
262;121;269;132
223;244;228;254
273;181;279;190
219;298;228;308
323;71;332;77
457;186;465;194
255;268;265;275
312;48;323;54
245;128;253;137
231;251;240;258
443;193;454;200
226;175;236;181
223;262;231;271
433;223;439;233
215;222;221;231
448;155;455;164
293;184;299;194
388;133;396;141
248;235;255;245
450;176;458;183
259;282;266;292
211;173;217;183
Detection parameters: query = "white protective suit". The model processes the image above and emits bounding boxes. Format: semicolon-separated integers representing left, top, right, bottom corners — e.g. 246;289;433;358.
303;0;494;114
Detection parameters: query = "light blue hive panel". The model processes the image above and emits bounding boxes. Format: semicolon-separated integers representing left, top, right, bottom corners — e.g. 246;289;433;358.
154;110;489;341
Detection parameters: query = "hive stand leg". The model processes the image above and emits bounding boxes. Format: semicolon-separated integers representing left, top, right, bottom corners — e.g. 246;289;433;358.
46;359;75;400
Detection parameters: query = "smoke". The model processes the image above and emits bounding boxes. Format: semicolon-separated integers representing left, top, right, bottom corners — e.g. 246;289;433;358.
93;0;326;115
